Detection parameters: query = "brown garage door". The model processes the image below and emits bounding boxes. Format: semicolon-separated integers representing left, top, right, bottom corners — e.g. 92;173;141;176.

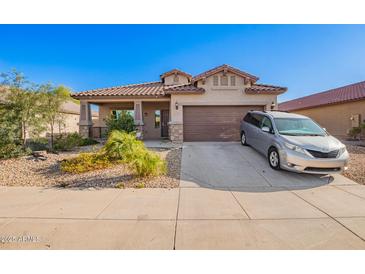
183;105;264;141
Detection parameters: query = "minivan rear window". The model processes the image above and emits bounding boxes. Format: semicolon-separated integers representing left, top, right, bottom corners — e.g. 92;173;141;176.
243;113;263;128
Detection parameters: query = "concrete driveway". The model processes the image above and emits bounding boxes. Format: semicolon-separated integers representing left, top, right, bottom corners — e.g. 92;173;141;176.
1;142;365;249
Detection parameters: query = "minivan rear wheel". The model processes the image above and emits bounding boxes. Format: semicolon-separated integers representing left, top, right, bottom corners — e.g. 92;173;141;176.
240;131;247;146
268;147;280;170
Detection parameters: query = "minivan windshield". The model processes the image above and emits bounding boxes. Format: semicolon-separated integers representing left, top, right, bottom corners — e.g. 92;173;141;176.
274;118;326;136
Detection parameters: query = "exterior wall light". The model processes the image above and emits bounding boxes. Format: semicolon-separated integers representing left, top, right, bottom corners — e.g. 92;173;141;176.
271;102;276;110
175;102;179;110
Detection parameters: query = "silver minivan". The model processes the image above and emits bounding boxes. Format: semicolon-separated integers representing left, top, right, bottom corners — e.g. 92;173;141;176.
240;111;349;174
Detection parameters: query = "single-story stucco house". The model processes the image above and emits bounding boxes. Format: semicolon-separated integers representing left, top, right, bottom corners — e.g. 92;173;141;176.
72;64;287;142
279;81;365;139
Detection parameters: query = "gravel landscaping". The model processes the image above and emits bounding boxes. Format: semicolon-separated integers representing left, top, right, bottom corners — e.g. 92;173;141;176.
0;145;181;189
343;144;365;185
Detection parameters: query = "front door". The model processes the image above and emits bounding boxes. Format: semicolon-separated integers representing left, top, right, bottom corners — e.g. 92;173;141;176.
161;110;169;138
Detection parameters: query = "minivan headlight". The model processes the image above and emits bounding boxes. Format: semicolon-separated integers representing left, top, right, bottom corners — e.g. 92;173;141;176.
284;142;312;157
338;146;347;156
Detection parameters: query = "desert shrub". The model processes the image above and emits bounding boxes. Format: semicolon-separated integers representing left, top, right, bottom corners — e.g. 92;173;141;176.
54;133;83;151
79;138;99;146
103;130;166;177
54;133;98;151
0;143;31;159
348;127;362;140
60;152;114;173
105;111;135;135
27;137;49;151
61;131;166;177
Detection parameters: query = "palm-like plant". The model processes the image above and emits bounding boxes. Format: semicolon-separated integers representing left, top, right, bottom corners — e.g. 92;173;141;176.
102;130;166;176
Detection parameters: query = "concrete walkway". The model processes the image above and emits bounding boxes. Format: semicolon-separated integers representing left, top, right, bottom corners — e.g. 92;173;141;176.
1;142;365;249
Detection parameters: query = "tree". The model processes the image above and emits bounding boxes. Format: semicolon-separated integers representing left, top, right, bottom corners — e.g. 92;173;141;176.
0;70;46;147
104;110;135;135
39;84;71;149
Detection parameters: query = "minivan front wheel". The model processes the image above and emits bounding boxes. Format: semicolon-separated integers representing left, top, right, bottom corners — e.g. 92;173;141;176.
240;131;247;146
268;147;280;170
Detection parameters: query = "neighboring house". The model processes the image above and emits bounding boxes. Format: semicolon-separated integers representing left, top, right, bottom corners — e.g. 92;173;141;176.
279;81;365;139
47;101;99;136
72;64;287;142
0;86;98;137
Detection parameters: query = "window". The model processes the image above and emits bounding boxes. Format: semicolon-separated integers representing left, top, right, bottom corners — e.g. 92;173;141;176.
243;113;252;123
213;75;219;86
155;110;161;128
243;113;263;127
173;75;179;83
230;76;236;86
261;117;273;132
251;114;263;127
220;76;228;86
274;118;326;136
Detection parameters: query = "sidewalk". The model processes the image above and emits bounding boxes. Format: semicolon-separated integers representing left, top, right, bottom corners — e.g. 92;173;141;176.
0;181;365;249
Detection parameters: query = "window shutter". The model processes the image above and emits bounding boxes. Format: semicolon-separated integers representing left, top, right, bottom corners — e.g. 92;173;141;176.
221;76;228;86
230;76;236;86
213;76;219;86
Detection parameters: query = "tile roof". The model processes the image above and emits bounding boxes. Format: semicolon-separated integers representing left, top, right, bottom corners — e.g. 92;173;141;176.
72;82;204;98
279;81;365;111
72;64;287;98
245;84;287;95
164;84;205;94
72;82;166;98
160;69;192;80
192;64;259;82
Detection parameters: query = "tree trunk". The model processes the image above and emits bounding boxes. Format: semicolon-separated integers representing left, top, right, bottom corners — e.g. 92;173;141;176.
50;122;54;150
22;121;26;147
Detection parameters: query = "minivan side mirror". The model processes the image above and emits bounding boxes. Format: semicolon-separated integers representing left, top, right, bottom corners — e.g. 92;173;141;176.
262;126;271;133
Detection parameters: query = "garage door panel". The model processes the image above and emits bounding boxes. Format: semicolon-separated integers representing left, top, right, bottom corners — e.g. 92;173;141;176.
183;106;264;141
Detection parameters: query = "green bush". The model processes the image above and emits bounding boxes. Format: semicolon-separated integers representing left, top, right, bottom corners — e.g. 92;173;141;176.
61;131;166;177
0;143;31;159
103;130;166;177
54;133;98;151
348;127;362;140
79;137;99;146
60;152;114;173
105;111;135;135
27;137;49;151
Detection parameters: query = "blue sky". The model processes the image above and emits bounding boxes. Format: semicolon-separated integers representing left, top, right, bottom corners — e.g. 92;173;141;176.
1;25;365;102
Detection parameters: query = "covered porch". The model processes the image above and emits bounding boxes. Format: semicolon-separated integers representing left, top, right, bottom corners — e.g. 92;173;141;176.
78;98;171;140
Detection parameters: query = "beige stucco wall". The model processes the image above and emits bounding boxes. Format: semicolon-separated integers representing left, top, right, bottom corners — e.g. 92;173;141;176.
292;99;365;138
39;112;92;137
94;101;170;139
142;102;169;139
170;72;278;124
163;74;190;86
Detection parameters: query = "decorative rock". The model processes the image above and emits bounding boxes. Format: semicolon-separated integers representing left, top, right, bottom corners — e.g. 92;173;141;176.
0;145;181;189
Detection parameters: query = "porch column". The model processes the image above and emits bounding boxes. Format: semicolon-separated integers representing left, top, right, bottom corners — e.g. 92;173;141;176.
79;100;93;138
134;100;144;139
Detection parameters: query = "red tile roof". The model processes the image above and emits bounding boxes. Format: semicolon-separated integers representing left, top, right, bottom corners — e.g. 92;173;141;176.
192;64;259;82
279;81;365;111
72;82;166;98
72;82;204;98
72;64;287;98
246;84;287;95
160;69;192;80
164;84;205;94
